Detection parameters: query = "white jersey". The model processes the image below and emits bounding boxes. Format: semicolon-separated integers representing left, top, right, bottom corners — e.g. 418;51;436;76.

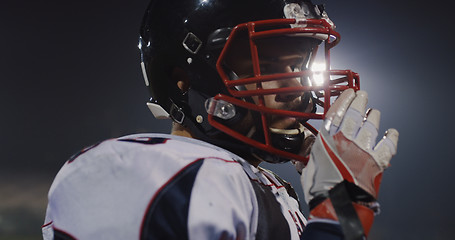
42;133;306;239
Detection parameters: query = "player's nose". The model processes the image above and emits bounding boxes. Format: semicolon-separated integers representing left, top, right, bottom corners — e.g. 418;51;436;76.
274;66;302;102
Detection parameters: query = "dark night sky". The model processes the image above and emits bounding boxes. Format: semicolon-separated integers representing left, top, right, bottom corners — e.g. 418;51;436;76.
1;0;454;239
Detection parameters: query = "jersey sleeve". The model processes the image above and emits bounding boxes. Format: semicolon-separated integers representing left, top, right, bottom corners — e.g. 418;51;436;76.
187;157;258;240
42;134;259;240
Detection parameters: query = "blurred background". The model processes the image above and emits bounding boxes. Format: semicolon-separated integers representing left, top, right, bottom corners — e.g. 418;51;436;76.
1;0;453;239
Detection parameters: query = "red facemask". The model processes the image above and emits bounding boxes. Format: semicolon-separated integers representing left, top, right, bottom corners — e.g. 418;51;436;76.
208;18;360;164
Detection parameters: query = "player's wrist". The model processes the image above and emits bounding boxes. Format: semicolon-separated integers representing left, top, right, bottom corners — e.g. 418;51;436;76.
308;181;379;237
310;198;376;236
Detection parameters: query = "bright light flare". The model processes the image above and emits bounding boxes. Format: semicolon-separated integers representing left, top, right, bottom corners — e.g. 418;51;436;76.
311;62;326;86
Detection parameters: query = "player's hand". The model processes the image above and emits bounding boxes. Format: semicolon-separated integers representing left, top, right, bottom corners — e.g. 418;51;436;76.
301;89;398;237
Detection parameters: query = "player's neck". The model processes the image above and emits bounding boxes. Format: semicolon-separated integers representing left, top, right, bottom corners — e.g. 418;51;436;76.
171;122;262;167
245;157;262;168
171;123;194;138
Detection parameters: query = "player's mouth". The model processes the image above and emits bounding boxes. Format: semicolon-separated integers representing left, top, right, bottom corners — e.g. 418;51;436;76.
269;121;305;135
268;93;314;130
268;120;306;155
266;93;314;155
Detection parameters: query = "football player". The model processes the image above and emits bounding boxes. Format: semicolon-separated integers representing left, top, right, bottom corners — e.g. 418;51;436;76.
42;0;398;239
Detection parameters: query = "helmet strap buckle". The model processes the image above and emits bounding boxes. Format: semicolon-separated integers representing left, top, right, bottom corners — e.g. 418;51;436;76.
170;103;185;124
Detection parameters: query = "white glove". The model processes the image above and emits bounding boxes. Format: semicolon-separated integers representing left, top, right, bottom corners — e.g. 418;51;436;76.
301;89;398;236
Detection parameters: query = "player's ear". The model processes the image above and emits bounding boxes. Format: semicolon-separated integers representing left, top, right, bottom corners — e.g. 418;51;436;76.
172;67;190;93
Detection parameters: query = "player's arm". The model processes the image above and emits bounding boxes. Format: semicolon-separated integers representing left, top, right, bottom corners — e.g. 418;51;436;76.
301;89;399;240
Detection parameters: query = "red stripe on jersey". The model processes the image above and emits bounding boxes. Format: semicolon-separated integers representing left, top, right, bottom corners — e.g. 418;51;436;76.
250;178;285;189
205;157;238;163
288;210;303;235
41;221;53;228
262;174;285;189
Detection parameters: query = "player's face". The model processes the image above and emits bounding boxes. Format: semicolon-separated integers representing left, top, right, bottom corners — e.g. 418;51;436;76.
224;36;316;131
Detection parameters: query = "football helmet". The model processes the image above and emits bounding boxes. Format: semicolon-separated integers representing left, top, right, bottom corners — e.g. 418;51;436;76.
139;0;359;164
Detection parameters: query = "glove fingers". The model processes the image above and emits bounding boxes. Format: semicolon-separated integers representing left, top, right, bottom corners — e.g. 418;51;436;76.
354;108;380;151
348;90;368;113
339;90;368;139
372;128;399;169
324;89;356;134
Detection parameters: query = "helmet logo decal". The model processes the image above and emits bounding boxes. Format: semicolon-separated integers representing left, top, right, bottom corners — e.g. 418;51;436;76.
283;3;309;20
284;3;312;28
284;3;335;30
